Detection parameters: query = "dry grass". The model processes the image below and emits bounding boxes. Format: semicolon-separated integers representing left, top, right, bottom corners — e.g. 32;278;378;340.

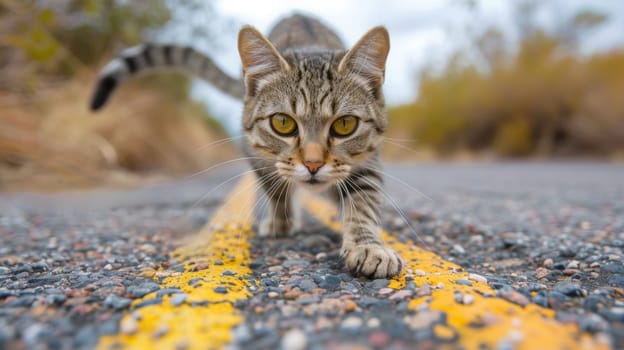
0;75;237;193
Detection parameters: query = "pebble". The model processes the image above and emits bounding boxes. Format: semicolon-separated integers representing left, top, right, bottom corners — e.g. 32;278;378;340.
452;244;465;255
499;289;530;307
543;258;554;268
0;267;11;275
104;294;132;310
319;275;341;291
127;282;160;298
170;293;187;306
378;288;394;295
390;290;413;300
416;284;432;297
463;294;475;305
414;269;426;277
213;286;228;294
281;328;307;350
468;273;487;284
535;267;550;279
367;317;381;328
120;317;138;335
555;282;586;298
344;300;358;312
404;310;441;330
369;279;390;289
456;279;472;286
368;331;390;347
340;316;363;329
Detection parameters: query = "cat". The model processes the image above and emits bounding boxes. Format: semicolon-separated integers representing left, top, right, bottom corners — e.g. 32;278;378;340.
90;14;404;278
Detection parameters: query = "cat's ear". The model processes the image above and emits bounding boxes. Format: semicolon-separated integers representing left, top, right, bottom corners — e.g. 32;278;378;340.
238;25;290;94
339;26;390;88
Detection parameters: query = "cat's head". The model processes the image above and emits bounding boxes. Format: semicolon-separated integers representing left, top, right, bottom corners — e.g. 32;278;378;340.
238;25;389;190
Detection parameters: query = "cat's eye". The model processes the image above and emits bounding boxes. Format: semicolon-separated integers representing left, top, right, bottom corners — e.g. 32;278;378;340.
270;114;298;136
330;116;358;137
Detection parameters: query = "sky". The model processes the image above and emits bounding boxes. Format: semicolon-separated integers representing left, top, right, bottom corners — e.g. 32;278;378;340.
180;0;624;133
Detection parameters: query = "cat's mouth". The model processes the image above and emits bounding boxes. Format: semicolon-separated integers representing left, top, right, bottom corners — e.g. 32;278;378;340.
304;178;322;185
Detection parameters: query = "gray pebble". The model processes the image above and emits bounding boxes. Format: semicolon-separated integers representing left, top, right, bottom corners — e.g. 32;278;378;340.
170;293;187;306
214;286;228;294
104;294;132;310
127;282;160;298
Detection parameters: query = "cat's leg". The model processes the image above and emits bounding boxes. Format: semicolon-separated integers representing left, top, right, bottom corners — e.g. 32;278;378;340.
334;166;403;278
257;176;295;238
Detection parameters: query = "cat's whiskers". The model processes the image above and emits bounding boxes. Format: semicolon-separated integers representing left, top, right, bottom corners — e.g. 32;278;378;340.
185;156;264;180
194;135;245;153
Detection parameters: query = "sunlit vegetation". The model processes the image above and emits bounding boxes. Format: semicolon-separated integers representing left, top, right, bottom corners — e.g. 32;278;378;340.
387;3;624;158
0;1;233;191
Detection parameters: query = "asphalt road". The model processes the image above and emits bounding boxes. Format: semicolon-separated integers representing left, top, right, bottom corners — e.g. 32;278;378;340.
0;162;623;349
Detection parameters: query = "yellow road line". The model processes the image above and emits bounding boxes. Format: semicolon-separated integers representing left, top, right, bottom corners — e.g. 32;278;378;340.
97;174;258;350
302;192;611;350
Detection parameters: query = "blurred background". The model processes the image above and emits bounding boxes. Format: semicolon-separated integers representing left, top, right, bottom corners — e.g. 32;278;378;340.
1;0;623;192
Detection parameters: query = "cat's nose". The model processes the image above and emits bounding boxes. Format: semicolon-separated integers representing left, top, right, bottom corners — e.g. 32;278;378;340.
304;161;325;175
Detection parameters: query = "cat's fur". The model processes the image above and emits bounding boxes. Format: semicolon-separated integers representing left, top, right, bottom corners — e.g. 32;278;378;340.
91;14;403;278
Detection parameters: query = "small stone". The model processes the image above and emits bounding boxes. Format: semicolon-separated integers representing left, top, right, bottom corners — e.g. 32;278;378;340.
104;294;132;310
566;260;580;269
281;328;307;350
390;290;413;300
315;316;333;331
416;284;432;297
369;279;389;289
500;289;530;307
221;270;236;276
340;316;363;329
170;293;187;306
268;291;279;298
315;252;327;261
452;244;465;255
456;279;472;286
554;282;586;298
543;258;554;268
414;270;426;277
344;300;358;312
378;288;394;295
367;317;381;328
213;286;228;294
535;267;550;279
127;282;160;298
368;331;390;347
404;310;441;330
152;325;169;339
268;266;283;272
0;266;10;275
104;264;113;271
319;275;341;291
468;273;487;284
120;317;138;335
463;294;475;305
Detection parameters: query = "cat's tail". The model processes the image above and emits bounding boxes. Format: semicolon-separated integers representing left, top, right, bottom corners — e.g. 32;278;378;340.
90;44;244;111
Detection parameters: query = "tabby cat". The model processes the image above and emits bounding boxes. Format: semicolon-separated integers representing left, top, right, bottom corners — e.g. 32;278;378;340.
91;14;403;278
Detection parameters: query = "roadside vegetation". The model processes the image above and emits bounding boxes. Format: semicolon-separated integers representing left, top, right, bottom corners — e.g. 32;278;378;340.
0;0;234;191
387;2;624;159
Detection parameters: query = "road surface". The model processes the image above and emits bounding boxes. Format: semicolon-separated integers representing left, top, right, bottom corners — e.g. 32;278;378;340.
0;163;622;349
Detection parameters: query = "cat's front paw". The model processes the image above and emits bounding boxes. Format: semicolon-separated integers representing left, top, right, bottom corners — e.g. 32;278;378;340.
258;217;291;238
341;244;404;278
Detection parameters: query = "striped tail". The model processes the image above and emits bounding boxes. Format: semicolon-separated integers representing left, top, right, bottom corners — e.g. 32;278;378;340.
90;44;244;111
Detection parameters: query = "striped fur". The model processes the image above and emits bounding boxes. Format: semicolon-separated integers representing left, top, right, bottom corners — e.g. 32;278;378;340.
240;15;402;278
91;14;402;278
90;44;244;110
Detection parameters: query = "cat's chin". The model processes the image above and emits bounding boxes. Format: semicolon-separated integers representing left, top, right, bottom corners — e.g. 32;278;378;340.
298;179;333;192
